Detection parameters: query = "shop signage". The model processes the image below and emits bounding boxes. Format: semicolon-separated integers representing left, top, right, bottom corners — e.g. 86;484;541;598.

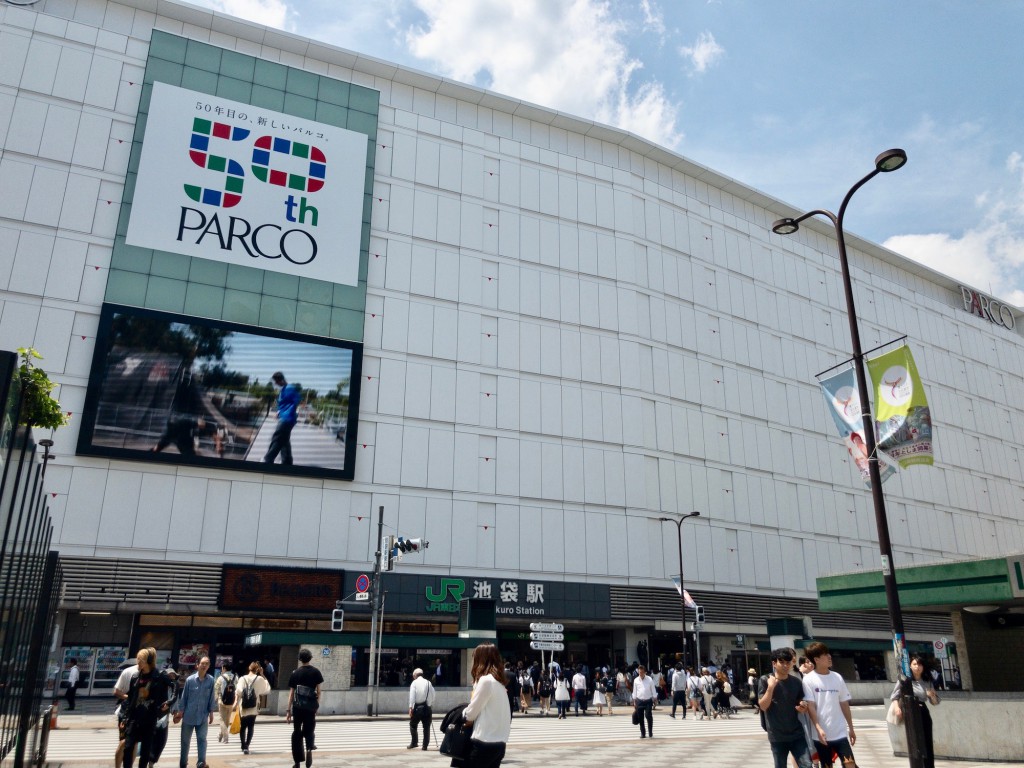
127;82;368;285
344;573;610;621
959;286;1016;330
220;564;344;612
425;577;548;615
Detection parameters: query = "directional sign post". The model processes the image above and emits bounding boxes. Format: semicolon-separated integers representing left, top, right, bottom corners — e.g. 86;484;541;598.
529;622;564;632
530;641;564;651
529;632;563;641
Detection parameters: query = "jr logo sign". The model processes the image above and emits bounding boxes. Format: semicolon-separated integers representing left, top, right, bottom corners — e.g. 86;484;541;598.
425;579;465;612
126;82;369;286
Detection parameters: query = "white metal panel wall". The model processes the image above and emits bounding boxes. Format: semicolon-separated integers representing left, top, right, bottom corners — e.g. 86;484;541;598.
4;0;1024;601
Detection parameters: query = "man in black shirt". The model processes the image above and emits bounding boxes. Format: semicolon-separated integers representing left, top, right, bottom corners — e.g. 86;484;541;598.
287;649;324;768
758;648;812;768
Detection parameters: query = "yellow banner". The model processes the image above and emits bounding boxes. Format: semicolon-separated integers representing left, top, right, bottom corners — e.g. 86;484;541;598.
867;345;933;467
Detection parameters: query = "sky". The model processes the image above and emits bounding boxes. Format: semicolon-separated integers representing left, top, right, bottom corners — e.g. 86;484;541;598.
192;0;1024;307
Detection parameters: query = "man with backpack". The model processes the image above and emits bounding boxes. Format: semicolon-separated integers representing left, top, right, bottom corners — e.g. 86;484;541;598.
287;649;323;768
698;667;716;720
214;661;237;744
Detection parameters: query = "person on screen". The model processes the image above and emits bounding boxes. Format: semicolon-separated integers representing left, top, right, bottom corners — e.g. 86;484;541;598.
152;416;206;455
264;371;300;465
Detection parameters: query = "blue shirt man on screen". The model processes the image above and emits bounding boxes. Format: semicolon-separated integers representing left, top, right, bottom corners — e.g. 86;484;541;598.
263;371;300;465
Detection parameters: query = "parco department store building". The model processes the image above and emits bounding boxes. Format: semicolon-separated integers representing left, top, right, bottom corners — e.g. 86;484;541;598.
2;0;1021;694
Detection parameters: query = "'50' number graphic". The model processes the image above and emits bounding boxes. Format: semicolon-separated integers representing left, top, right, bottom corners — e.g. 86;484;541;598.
186;117;327;208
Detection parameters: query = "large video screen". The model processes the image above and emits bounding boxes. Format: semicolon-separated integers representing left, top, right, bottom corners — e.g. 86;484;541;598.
78;304;362;480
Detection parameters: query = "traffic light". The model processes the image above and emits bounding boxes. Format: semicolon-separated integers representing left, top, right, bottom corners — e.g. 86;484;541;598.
331;609;344;632
396;537;429;553
385;535;396;571
695;605;705;624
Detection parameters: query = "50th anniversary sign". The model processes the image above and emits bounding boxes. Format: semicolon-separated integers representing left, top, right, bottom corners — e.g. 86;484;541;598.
127;82;368;286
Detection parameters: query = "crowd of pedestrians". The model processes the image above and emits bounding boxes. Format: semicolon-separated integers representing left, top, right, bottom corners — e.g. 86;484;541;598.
106;648;306;768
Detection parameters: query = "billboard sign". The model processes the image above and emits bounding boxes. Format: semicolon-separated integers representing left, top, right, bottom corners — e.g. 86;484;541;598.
126;82;368;286
77;304;362;480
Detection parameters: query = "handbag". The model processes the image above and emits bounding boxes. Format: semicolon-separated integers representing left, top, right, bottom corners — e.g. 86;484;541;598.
230;708;241;735
885;700;903;725
631;708;641;725
439;721;473;762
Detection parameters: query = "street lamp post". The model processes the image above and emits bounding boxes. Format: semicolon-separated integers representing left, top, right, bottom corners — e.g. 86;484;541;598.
659;511;701;669
772;148;925;768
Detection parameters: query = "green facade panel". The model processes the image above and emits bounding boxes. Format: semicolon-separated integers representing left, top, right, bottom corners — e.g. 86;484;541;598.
105;30;379;345
817;557;1016;611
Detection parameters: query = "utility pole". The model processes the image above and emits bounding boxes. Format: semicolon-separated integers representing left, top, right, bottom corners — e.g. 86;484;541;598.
365;505;384;716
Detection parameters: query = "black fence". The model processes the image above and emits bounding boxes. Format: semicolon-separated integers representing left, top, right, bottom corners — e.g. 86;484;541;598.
0;350;63;768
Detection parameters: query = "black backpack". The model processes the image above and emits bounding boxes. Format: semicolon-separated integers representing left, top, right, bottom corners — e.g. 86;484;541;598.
220;674;236;706
240;678;257;709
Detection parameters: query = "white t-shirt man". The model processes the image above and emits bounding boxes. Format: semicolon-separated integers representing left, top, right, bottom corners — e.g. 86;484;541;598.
802;669;853;742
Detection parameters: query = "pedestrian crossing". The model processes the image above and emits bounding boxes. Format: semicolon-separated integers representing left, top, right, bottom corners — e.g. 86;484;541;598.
45;708;890;762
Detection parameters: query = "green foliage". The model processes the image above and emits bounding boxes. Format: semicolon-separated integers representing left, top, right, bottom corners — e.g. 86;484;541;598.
16;347;69;430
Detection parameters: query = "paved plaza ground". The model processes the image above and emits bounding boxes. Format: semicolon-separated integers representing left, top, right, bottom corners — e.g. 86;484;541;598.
43;702;1018;768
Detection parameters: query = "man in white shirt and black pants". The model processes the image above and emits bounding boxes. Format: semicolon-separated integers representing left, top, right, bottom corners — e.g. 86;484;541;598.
631;665;657;738
65;658;80;711
408;668;436;750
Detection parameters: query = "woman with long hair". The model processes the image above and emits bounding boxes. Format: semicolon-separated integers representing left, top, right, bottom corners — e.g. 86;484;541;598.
234;661;271;754
890;655;940;768
460;643;511;768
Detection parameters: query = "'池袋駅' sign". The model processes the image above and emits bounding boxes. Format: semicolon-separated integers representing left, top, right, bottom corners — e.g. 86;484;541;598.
127;82;368;286
959;286;1016;331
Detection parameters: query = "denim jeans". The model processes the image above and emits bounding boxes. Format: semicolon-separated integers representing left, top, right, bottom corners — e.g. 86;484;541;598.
179;720;209;768
769;737;812;768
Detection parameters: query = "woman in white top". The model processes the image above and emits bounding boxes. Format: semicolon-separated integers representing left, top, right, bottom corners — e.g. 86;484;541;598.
233;662;272;755
461;643;511;768
552;671;570;719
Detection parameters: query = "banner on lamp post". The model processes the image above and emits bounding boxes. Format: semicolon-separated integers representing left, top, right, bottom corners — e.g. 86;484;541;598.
670;576;697;609
868;345;934;468
819;365;897;488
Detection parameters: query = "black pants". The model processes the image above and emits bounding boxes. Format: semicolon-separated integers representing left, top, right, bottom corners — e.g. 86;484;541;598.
914;700;935;768
123;723;156;768
409;706;431;747
635;699;654;736
240;715;256;751
465;739;505;768
150;725;169;763
671;690;687;716
290;710;316;766
573;691;587;713
264;421;295;464
65;685;77;710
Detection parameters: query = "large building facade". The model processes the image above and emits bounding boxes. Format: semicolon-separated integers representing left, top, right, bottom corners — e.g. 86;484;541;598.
2;0;1022;691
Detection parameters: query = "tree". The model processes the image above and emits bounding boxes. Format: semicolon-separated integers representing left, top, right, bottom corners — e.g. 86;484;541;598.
16;348;69;430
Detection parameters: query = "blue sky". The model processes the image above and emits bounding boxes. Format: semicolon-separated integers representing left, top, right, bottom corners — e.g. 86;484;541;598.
195;0;1024;306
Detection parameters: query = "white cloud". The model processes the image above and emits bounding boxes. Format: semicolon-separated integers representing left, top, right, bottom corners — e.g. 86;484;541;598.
405;0;680;147
640;0;666;36
679;30;724;74
884;151;1024;308
191;0;291;29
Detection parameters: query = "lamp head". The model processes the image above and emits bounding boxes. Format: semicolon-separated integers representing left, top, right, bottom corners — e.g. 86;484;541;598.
875;148;907;172
688;511;701;518
772;218;799;235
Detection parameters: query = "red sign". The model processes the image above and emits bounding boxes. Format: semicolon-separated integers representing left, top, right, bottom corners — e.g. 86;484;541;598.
220;564;344;613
